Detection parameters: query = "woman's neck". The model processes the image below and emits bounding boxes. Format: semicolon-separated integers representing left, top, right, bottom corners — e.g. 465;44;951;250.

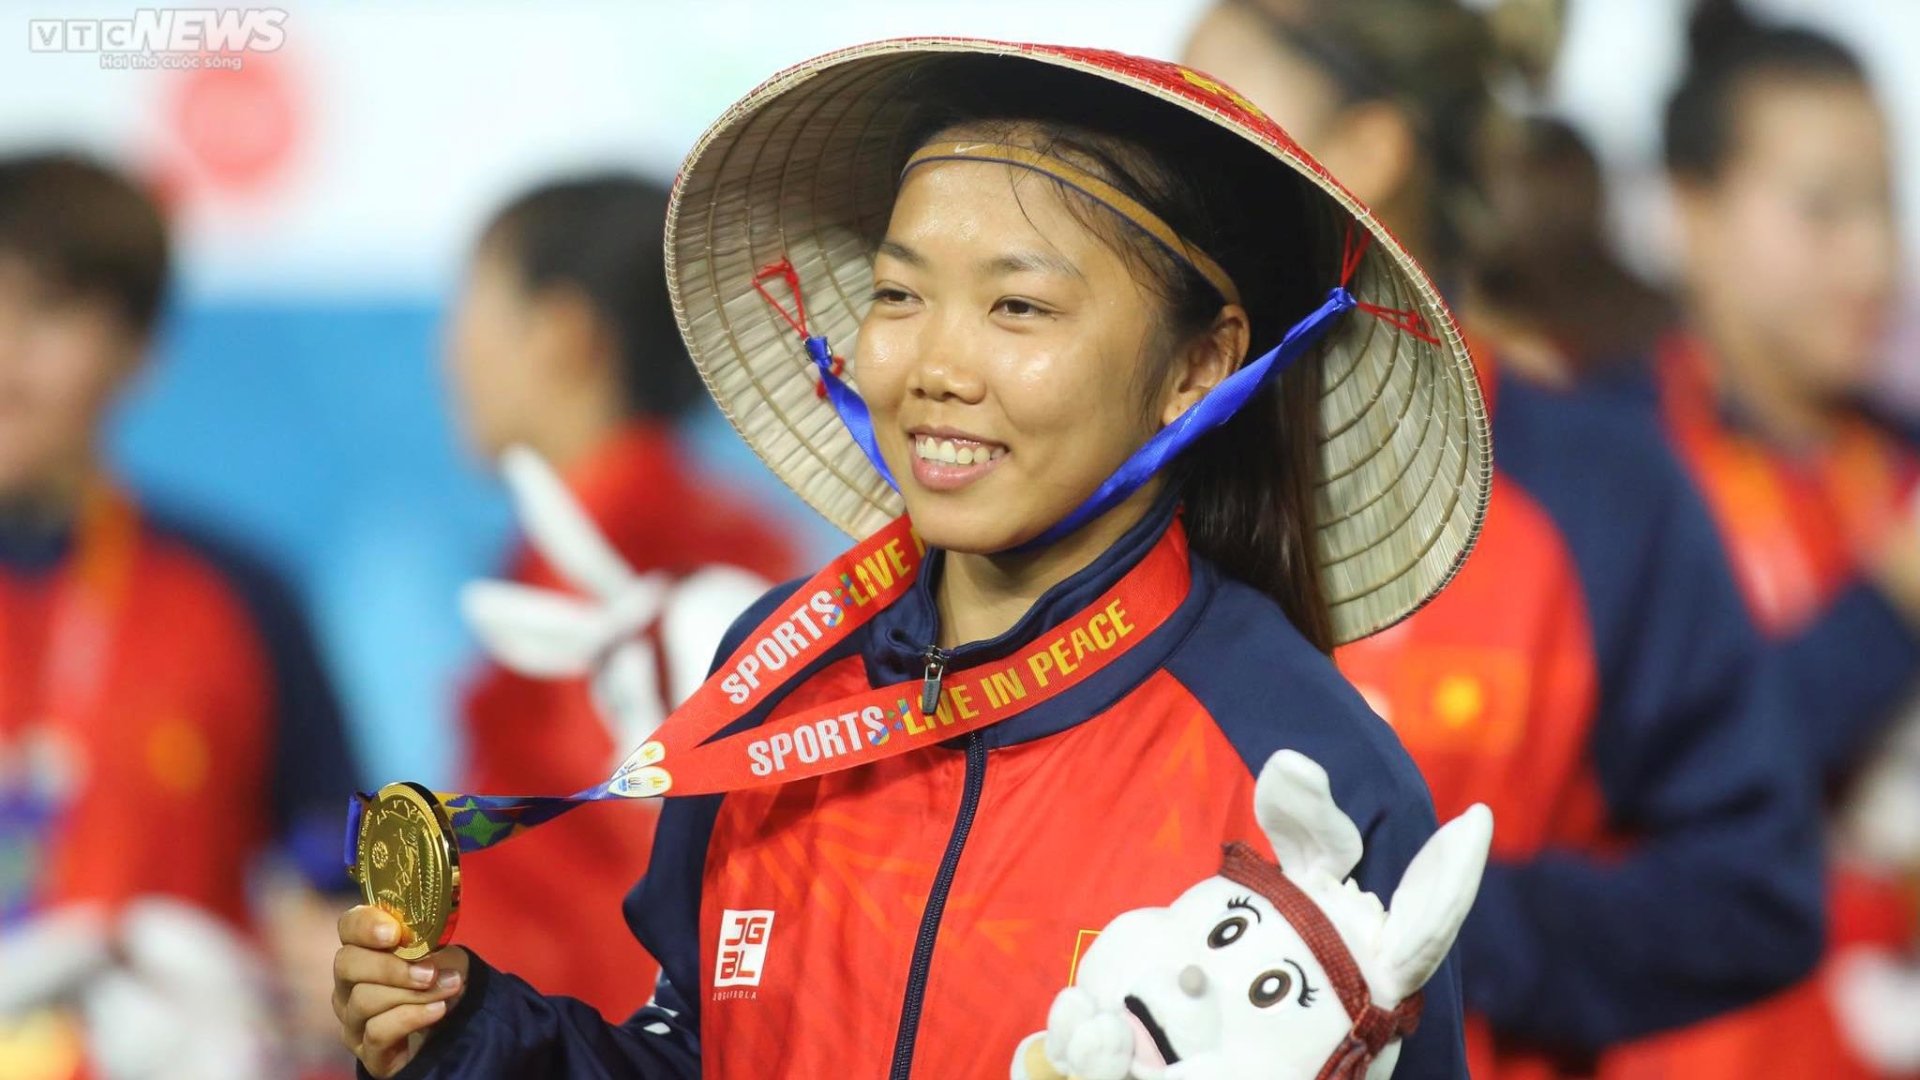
521;381;628;473
0;455;92;532
932;482;1163;649
1373;185;1435;273
1693;302;1836;447
1460;299;1573;388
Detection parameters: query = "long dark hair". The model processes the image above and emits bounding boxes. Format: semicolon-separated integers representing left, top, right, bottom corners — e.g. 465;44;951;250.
1470;116;1672;367
0;152;169;337
1223;0;1562;277
893;95;1338;651
1664;0;1868;182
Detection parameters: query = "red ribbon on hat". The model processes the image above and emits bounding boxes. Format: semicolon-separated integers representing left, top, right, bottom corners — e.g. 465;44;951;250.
752;258;847;398
1339;225;1440;346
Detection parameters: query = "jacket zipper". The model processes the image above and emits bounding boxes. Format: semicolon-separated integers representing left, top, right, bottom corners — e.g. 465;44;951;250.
887;726;987;1079
919;645;951;715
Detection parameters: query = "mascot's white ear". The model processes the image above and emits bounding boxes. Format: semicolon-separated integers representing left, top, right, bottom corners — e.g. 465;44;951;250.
1375;803;1494;1005
1254;750;1365;884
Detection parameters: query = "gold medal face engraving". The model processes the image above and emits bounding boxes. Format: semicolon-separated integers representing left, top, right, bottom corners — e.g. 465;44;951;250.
355;782;460;960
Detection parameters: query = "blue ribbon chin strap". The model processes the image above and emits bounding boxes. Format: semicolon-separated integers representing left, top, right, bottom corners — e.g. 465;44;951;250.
807;335;898;490
808;286;1357;548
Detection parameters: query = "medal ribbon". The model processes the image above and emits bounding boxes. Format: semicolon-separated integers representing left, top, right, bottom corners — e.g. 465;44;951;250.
351;513;1190;857
1;483;139;923
350;211;1433;861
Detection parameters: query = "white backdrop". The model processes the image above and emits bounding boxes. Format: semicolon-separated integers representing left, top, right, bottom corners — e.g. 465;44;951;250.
0;0;1915;299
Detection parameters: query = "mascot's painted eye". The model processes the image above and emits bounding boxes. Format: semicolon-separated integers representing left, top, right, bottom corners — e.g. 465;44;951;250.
1249;969;1293;1008
1207;915;1248;949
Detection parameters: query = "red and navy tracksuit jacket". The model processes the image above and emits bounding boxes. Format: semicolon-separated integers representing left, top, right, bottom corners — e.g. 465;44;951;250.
0;491;358;927
1338;365;1825;1079
1589;338;1920;1080
382;496;1471;1079
1609;337;1920;778
455;424;797;1020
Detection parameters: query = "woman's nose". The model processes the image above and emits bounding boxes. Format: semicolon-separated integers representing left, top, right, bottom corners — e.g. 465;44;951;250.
906;357;986;403
904;318;987;404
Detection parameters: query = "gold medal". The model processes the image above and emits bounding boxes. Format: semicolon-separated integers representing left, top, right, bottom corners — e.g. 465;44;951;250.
348;782;460;960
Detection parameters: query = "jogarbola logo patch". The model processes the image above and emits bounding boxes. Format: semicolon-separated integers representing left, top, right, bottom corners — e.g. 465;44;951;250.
714;909;775;997
1067;928;1101;986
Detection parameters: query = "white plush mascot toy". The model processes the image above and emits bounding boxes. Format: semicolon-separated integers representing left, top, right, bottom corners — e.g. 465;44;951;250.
0;897;281;1078
1829;704;1920;1074
1014;750;1493;1080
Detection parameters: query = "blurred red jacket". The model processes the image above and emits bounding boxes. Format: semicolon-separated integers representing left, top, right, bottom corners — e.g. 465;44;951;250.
1339;354;1823;1079
454;424;798;1019
0;482;355;923
1;481;357;1080
1598;334;1920;1080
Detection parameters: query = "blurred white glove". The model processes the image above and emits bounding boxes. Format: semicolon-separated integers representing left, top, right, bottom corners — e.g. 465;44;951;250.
0;903;111;1017
462;445;770;757
1832;945;1920;1074
1837;703;1920;872
0;897;280;1079
80;897;280;1080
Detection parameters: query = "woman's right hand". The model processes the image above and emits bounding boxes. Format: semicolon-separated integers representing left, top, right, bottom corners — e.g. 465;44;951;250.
333;906;470;1078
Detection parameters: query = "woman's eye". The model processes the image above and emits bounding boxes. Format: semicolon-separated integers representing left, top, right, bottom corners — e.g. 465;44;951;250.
1248;969;1293;1008
870;286;914;304
1207;916;1247;949
994;297;1047;317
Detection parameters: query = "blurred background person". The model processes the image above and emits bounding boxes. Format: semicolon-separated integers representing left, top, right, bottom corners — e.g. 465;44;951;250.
5;2;1914;1075
441;175;799;1020
1593;3;1920;1077
0;152;359;1078
1464;115;1674;384
1182;2;1826;1077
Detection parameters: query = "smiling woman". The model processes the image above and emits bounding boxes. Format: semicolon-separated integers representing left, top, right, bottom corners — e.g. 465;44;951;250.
674;45;1488;647
331;39;1488;1080
860;118;1307;645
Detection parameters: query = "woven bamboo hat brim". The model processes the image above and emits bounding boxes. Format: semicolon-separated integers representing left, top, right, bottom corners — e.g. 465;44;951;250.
666;38;1489;644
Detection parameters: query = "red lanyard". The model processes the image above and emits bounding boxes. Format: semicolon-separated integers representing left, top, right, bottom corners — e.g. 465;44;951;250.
0;484;137;794
431;514;1193;852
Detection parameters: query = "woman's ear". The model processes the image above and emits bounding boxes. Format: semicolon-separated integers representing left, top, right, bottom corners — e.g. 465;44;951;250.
530;283;617;387
1668;175;1727;285
1160;304;1251;427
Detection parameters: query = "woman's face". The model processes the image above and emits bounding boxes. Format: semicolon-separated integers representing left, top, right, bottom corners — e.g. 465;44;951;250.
1677;78;1898;397
445;246;547;459
0;255;141;503
856;160;1182;553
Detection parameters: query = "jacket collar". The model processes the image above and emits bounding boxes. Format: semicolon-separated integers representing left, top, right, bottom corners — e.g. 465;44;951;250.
0;510;74;575
858;490;1211;749
512;422;682;575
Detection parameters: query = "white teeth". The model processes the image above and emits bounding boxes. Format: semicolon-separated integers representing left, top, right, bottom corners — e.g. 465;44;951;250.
911;435;1006;465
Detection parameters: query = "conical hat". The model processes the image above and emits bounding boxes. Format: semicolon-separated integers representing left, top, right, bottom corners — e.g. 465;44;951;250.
666;38;1489;644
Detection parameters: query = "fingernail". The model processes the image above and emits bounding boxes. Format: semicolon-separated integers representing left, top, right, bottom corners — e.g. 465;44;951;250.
425;1000;447;1018
437;970;462;990
374;922;398;946
409;964;435;987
